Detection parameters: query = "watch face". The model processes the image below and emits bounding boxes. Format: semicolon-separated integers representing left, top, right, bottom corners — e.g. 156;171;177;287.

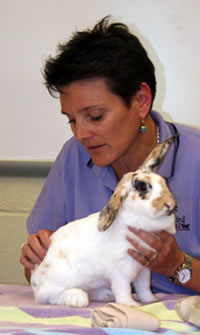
178;269;191;283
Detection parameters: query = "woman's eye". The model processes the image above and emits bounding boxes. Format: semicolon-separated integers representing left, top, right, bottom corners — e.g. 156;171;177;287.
68;119;75;124
90;115;103;121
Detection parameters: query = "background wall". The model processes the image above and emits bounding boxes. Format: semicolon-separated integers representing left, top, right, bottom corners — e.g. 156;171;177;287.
0;0;200;284
0;176;44;284
0;0;200;161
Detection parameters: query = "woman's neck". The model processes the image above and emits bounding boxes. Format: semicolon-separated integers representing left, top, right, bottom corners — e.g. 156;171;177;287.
112;116;158;180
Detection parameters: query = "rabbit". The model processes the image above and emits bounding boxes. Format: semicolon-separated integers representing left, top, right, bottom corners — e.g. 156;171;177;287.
31;135;177;308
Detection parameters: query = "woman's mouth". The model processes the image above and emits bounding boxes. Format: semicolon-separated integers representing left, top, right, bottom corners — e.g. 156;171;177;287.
87;144;106;151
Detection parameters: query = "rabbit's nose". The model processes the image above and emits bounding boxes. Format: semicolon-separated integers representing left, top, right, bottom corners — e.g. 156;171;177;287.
164;203;175;216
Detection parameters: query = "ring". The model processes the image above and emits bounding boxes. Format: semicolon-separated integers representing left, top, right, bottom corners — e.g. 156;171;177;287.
149;252;158;262
144;252;158;267
144;260;150;267
20;243;26;249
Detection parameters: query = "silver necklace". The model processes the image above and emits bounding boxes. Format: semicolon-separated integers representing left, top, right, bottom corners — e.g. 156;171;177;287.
156;126;160;144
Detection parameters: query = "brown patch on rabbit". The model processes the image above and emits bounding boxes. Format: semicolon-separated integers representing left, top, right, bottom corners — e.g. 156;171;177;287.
58;249;68;260
41;262;50;269
131;193;136;201
152;179;175;214
141;134;179;173
98;181;129;231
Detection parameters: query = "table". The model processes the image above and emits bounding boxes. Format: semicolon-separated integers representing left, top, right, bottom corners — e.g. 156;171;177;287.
0;284;199;335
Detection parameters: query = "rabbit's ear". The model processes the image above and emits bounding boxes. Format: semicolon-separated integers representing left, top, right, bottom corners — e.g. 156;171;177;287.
141;134;179;173
97;175;131;231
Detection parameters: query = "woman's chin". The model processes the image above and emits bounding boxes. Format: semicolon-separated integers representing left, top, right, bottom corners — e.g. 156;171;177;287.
90;155;112;167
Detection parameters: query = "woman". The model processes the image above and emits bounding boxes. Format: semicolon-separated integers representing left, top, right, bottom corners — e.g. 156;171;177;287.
20;17;200;294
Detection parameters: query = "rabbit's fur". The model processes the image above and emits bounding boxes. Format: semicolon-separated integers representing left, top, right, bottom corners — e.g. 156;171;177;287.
31;136;177;308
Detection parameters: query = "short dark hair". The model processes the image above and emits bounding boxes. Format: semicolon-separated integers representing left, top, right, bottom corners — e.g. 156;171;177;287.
43;16;156;106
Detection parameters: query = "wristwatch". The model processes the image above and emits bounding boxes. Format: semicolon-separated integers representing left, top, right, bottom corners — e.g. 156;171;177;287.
168;252;192;284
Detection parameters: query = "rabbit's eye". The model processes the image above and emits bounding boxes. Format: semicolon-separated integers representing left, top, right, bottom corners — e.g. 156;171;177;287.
135;181;147;192
133;179;151;195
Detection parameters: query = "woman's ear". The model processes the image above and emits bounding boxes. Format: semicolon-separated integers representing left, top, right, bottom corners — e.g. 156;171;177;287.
133;82;152;119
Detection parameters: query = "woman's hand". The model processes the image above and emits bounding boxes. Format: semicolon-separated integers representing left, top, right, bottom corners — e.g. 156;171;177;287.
20;229;53;270
127;226;184;277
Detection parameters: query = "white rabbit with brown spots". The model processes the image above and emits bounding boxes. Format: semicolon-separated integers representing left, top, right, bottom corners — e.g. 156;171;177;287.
31;136;177;308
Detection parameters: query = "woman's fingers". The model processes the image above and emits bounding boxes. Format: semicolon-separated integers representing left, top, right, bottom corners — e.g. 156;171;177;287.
127;226;184;276
127;235;158;266
37;229;52;249
20;229;53;269
27;234;46;261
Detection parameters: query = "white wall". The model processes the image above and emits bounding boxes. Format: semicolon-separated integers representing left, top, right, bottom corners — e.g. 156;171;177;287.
1;0;200;160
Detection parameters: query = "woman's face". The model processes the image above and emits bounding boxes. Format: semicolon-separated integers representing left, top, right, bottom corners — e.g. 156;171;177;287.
60;78;142;168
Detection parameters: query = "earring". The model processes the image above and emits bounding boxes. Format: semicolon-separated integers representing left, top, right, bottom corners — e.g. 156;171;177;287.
139;120;147;134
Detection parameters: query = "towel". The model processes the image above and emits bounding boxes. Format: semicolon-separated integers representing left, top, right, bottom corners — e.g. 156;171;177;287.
175;296;200;327
91;302;160;331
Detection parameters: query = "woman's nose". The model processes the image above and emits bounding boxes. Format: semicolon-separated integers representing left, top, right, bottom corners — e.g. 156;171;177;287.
74;123;92;141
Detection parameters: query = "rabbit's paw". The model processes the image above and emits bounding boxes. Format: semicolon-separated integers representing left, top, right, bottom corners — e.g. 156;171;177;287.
137;291;158;303
61;288;89;308
90;288;114;302
116;296;140;307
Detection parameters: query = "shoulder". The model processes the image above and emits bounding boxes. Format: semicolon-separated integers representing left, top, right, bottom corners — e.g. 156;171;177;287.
175;123;200;158
54;136;91;169
175;122;200;140
152;112;200;176
44;136;91;185
62;136;90;160
152;111;200;143
171;123;200;183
